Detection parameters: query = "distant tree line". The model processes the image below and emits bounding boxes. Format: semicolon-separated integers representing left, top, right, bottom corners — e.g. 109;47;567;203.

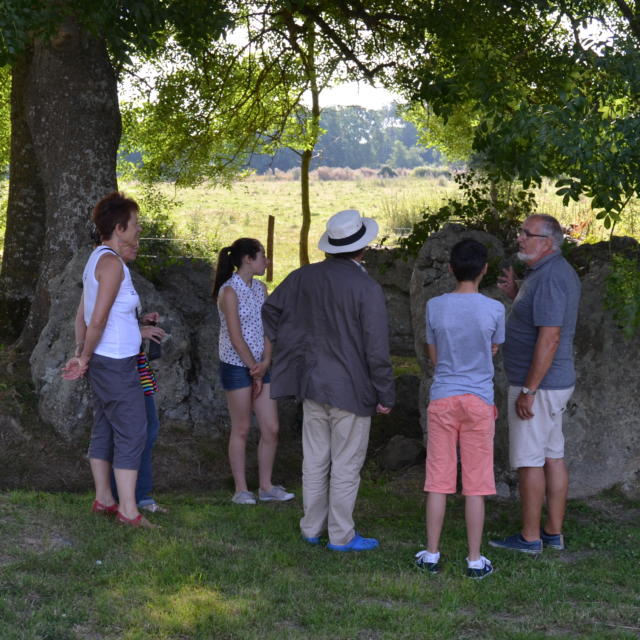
248;104;441;173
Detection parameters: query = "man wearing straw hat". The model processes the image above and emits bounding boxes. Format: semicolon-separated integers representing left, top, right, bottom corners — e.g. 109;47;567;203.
262;209;395;552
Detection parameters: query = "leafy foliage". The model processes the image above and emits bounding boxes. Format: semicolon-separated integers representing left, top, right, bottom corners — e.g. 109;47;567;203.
398;170;536;256
386;1;640;226
0;1;232;66
404;101;478;163
250;104;440;172
604;252;640;339
121;33;325;185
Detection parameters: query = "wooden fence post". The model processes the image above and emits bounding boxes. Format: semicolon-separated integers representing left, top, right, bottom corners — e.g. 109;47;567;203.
266;215;274;282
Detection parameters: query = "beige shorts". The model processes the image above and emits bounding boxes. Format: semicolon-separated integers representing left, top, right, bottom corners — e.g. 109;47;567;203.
508;385;574;468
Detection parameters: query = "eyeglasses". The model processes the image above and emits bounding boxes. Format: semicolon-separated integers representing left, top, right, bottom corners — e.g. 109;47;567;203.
518;228;549;239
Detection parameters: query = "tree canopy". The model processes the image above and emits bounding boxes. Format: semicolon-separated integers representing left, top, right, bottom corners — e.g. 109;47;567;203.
1;0;640;349
383;0;640;227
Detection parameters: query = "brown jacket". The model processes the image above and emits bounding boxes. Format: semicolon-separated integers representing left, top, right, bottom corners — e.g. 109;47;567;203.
262;257;395;416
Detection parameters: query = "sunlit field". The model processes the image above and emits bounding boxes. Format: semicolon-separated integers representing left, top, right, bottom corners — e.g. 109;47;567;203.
1;486;638;639
123;171;461;284
120;170;638;284
1;172;638;286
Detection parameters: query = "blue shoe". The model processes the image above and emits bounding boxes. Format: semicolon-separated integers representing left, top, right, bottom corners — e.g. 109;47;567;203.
541;529;565;550
327;533;379;552
302;535;321;545
489;533;542;554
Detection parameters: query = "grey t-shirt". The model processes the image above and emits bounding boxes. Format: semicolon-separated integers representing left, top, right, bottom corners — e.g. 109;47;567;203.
426;292;505;404
502;251;581;389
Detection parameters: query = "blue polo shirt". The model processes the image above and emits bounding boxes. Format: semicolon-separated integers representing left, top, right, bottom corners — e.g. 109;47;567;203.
503;251;581;389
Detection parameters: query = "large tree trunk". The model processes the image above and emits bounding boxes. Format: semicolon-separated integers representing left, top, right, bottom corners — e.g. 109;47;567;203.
7;17;121;351
0;50;47;342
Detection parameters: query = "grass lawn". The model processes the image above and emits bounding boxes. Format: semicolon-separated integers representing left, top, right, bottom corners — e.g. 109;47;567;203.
1;480;638;639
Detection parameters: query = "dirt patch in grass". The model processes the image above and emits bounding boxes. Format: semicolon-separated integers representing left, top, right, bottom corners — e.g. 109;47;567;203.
0;495;75;565
582;495;640;524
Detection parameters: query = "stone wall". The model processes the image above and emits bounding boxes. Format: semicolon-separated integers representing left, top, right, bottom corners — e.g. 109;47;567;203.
24;233;640;499
365;247;415;356
28;248;417;445
409;225;640;498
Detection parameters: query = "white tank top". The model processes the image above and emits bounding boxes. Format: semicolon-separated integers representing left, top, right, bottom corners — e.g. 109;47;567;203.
83;245;141;358
218;273;266;366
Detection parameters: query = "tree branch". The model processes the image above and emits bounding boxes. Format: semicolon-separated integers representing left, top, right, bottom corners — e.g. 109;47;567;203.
613;0;640;39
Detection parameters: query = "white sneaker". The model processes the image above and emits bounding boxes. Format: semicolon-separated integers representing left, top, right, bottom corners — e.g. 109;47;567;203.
466;555;494;579
258;485;295;502
232;491;256;505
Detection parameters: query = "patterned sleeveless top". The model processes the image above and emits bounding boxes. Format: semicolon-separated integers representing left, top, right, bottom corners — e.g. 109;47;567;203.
218;273;267;367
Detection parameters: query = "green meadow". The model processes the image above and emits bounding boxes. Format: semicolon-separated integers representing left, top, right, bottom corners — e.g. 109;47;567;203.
124;171;639;286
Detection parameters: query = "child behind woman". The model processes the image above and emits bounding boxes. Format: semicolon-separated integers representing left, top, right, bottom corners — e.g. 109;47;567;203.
415;238;505;579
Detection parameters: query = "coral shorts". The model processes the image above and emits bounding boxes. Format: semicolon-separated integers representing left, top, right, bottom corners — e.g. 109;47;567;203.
425;394;496;496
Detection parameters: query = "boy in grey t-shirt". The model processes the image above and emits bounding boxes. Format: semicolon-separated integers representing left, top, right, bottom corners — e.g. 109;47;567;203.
415;239;505;579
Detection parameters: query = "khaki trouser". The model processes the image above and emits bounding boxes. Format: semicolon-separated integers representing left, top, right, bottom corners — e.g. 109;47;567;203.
300;399;371;546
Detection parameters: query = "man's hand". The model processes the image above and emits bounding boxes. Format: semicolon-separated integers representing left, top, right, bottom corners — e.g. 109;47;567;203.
515;392;535;420
497;266;518;300
376;404;391;415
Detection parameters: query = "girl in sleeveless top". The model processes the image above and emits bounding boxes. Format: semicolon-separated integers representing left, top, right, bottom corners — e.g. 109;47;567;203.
213;238;294;505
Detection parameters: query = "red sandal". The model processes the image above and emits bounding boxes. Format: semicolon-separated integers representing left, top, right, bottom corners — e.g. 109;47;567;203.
116;511;158;529
91;500;119;515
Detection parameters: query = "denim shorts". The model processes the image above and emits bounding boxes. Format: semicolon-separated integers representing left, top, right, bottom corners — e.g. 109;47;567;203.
219;361;271;391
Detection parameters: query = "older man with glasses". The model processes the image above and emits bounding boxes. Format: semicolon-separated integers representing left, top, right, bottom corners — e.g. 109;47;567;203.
490;214;581;554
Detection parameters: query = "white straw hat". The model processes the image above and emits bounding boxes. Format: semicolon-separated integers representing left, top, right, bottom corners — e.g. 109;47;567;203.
317;209;379;254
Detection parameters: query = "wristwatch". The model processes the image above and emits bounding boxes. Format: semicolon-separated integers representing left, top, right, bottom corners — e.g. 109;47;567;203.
520;387;537;396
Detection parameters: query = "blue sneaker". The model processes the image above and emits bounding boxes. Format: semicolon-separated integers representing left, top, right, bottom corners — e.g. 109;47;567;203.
541;529;565;550
489;533;542;554
327;533;379;552
302;535;321;545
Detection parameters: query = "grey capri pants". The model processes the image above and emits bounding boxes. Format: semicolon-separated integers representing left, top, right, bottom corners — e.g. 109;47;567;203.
87;353;147;470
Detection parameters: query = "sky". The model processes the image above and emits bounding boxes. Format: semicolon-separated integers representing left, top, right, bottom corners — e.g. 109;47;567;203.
306;81;401;109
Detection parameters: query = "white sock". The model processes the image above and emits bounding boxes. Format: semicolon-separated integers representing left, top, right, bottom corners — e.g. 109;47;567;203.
416;550;440;564
467;555;489;569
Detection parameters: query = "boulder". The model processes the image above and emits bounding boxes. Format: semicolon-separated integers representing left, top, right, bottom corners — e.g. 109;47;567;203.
379;434;425;471
30;253;228;441
409;225;640;498
366;247;415;356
